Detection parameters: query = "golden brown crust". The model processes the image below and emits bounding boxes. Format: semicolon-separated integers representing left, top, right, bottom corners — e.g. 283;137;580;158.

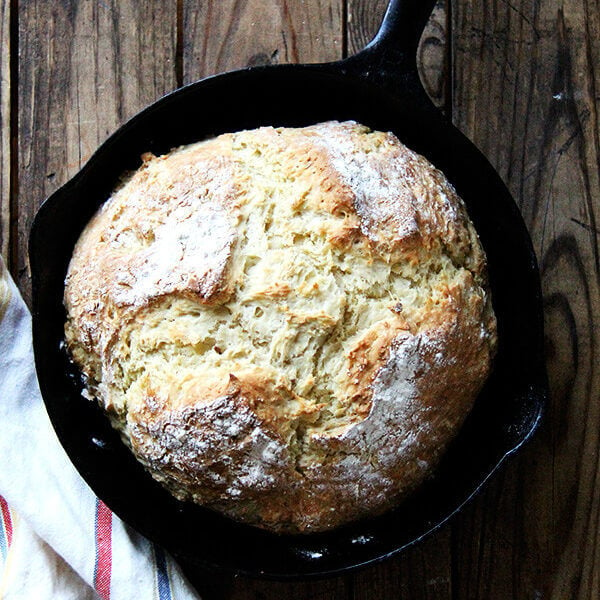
64;121;497;533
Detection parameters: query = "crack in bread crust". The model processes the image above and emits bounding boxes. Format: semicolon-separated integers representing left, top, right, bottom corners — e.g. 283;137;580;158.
64;121;497;533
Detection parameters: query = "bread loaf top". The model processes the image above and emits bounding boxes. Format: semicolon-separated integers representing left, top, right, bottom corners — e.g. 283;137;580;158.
64;121;497;533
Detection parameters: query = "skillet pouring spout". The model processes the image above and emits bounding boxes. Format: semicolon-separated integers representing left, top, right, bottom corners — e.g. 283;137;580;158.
29;0;547;580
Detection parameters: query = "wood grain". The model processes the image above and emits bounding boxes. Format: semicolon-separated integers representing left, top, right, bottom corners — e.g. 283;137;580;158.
14;0;178;302
451;0;600;598
182;0;343;83
0;0;9;262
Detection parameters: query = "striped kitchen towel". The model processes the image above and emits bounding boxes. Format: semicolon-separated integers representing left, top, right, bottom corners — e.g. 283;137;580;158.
0;256;200;600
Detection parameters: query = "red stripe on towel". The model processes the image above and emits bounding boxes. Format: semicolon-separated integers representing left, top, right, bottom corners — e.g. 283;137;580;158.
0;496;12;546
94;499;113;600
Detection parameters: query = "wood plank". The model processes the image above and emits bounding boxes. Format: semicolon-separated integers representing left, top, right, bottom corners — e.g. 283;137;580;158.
347;0;449;110
0;0;9;262
182;0;344;83
451;0;600;597
345;2;454;598
15;0;178;301
181;2;347;598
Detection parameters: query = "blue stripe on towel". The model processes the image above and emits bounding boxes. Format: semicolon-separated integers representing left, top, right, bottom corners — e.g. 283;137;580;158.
153;543;173;600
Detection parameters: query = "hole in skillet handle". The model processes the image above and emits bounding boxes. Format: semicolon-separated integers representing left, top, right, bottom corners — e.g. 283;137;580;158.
338;0;441;109
28;0;548;584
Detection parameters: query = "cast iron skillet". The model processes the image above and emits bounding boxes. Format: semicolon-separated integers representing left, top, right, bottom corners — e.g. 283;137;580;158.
29;0;547;581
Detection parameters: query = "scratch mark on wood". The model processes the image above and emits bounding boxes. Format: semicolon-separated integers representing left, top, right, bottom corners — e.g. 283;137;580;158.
498;0;540;38
571;217;600;236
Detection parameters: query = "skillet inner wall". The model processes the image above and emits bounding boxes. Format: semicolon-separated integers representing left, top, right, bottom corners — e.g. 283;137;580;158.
32;67;543;577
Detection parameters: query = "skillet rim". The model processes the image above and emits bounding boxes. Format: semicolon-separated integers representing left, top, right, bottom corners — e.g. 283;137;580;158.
29;60;548;580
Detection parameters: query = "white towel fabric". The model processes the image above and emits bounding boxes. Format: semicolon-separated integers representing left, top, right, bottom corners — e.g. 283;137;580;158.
0;256;200;599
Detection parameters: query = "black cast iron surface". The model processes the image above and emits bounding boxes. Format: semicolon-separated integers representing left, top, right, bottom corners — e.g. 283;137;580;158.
29;0;547;580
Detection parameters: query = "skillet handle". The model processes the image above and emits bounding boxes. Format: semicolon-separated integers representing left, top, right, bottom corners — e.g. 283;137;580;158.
338;0;438;105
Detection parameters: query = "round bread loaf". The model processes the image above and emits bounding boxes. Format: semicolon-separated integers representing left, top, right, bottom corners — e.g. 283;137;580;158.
64;121;497;533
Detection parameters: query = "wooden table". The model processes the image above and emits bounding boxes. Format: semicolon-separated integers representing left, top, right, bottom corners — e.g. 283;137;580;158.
1;1;599;598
